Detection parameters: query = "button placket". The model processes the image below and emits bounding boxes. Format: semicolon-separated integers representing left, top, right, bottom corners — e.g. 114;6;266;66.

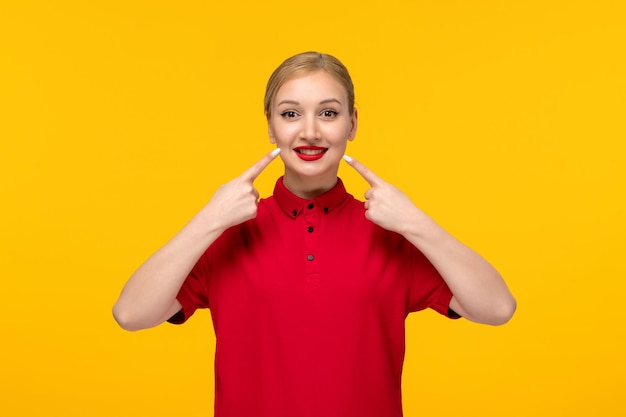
303;201;321;286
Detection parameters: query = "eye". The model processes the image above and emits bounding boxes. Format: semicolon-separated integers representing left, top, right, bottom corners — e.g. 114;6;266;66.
321;110;338;118
280;111;299;119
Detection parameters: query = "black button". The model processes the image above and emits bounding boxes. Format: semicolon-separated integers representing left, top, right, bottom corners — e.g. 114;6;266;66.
307;226;314;233
307;203;314;209
291;210;297;217
307;254;314;261
323;207;329;213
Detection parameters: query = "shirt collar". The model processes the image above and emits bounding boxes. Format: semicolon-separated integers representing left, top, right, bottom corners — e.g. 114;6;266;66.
273;176;349;218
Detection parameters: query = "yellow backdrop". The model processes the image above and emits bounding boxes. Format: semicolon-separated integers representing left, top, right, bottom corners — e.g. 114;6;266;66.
1;1;624;416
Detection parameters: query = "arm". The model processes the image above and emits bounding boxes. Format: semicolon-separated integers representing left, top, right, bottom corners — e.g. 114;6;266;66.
344;155;516;325
112;149;281;331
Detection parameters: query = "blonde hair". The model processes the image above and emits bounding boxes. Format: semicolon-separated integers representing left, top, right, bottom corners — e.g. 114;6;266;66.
264;51;355;118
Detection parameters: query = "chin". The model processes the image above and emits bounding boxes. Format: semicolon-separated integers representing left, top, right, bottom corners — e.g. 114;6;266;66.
286;163;338;180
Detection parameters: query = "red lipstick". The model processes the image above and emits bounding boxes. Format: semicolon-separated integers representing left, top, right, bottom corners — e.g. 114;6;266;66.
294;146;328;161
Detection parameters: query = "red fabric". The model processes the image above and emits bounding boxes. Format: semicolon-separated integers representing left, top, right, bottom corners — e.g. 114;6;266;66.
172;177;456;417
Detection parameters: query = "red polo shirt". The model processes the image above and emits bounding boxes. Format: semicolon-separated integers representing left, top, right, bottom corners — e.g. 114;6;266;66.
171;177;456;417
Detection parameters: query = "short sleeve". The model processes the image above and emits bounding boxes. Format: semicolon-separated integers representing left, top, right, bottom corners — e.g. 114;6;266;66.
407;245;459;319
167;251;211;325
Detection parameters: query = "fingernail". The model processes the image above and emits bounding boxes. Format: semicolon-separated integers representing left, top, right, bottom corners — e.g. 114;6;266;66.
343;155;353;163
271;148;281;157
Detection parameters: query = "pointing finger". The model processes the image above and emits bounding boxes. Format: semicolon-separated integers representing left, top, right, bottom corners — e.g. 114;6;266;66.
343;155;383;186
242;148;281;182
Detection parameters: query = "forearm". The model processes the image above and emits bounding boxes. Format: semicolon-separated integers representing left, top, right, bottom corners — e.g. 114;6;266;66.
113;149;280;331
402;211;516;325
343;156;515;325
112;209;224;331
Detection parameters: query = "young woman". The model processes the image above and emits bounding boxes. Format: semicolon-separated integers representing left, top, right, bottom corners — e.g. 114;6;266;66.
113;51;516;417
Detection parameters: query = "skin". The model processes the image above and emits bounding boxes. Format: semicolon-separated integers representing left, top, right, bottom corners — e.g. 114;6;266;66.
268;70;357;199
344;156;516;325
113;69;515;331
112;150;282;330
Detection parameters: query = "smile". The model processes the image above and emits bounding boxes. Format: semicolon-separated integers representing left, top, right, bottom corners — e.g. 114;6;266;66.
294;146;328;161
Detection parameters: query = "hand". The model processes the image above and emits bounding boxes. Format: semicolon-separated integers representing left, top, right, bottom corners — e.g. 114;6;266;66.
343;155;424;235
344;155;516;325
204;148;281;231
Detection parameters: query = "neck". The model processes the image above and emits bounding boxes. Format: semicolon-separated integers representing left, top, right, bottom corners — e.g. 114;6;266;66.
282;172;338;199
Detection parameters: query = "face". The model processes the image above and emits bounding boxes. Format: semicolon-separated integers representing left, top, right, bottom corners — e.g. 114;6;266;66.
268;70;358;189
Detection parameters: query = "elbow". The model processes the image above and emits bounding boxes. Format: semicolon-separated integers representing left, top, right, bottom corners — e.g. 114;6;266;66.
488;295;517;326
464;293;517;326
112;303;143;332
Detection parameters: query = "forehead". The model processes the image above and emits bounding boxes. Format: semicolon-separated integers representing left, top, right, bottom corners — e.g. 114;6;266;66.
274;70;348;103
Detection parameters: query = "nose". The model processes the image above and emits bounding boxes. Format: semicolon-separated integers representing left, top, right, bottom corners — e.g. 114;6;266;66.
299;115;320;142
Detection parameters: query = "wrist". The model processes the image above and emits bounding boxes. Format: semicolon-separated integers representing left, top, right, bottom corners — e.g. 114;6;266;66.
401;208;439;242
191;204;227;238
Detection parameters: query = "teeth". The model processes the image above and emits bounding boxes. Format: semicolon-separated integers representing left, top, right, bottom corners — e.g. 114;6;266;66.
298;149;325;155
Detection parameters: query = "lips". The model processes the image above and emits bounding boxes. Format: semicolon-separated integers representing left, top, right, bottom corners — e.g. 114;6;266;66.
294;146;328;161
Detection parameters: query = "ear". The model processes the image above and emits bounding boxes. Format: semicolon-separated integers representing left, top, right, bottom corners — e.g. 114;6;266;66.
268;124;276;144
348;108;358;141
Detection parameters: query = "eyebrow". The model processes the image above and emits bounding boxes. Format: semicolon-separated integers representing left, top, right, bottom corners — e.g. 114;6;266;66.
276;98;343;107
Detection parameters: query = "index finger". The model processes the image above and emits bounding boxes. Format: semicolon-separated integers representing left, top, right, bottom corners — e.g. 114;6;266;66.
241;148;281;182
343;155;383;186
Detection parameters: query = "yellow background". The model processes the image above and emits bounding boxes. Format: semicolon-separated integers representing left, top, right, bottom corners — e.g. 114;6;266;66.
1;1;624;416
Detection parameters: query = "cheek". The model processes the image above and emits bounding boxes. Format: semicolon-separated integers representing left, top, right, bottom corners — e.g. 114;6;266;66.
272;124;298;143
327;123;353;143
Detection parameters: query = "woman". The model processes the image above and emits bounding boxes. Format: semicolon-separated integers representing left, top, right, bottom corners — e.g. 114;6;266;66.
113;51;516;417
